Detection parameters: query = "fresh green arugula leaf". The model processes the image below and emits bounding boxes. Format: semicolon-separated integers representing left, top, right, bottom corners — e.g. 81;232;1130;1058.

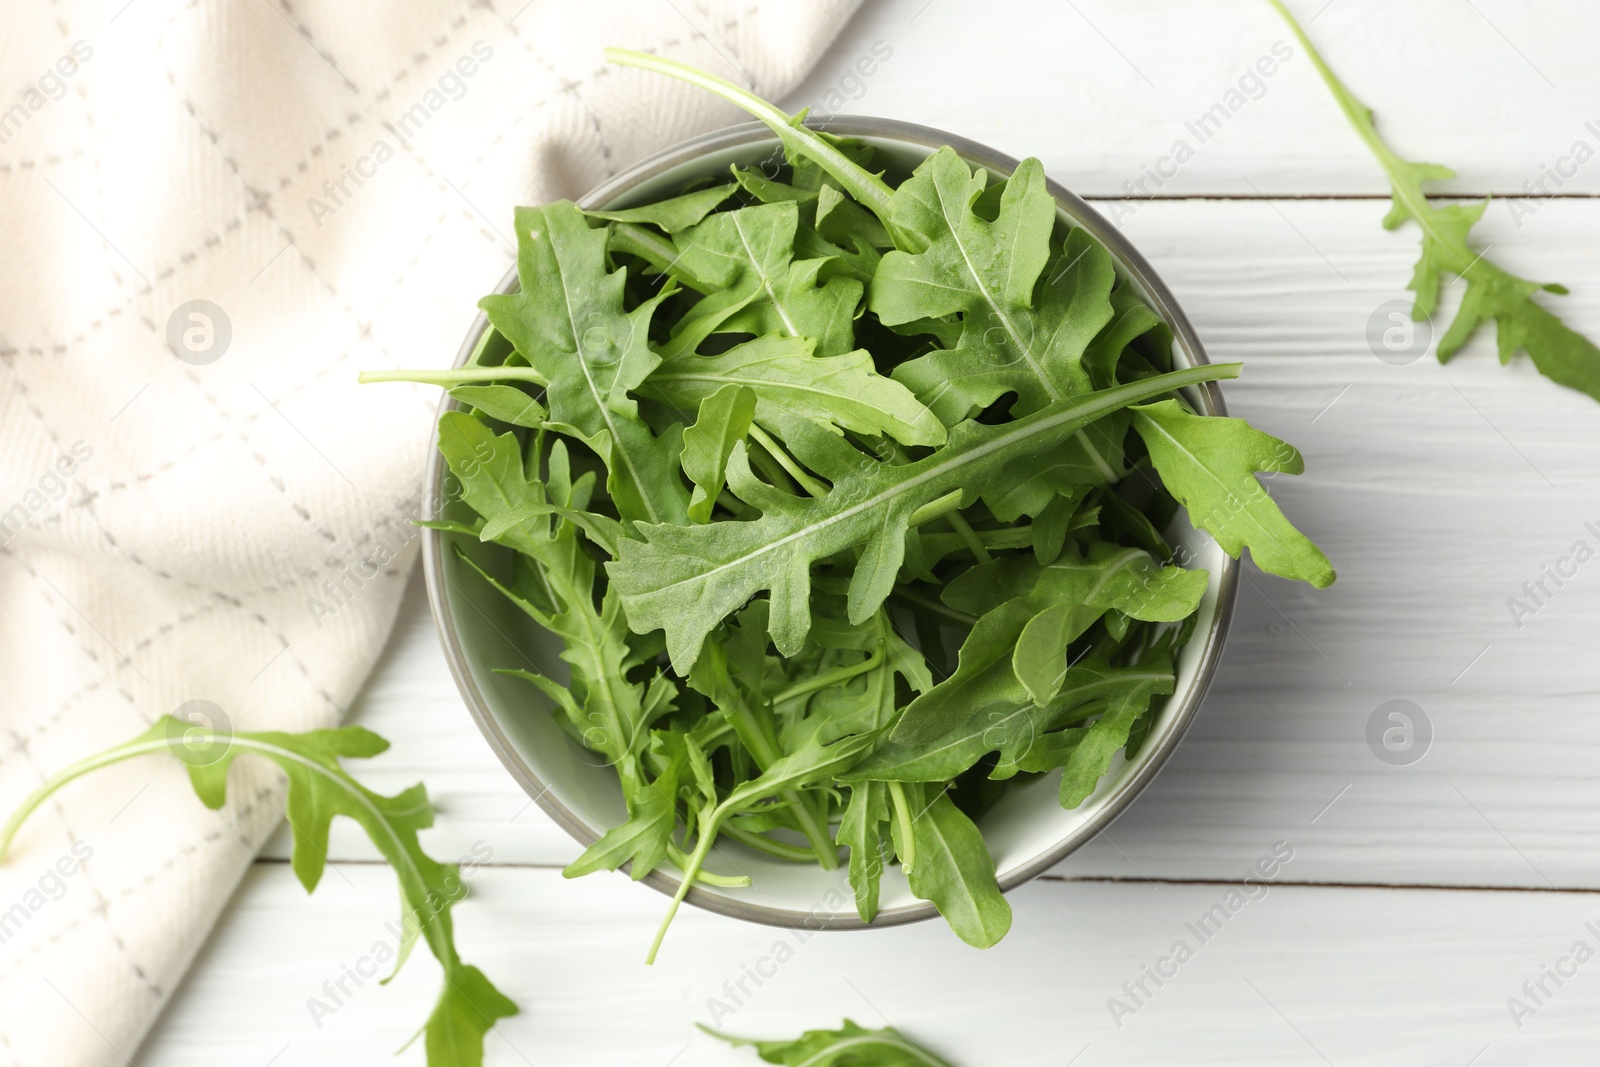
605;50;904;241
894;544;1204;743
893;786;1012;948
681;384;757;523
644;333;946;448
586;181;736;233
648;728;881;963
440;423;676;792
480;201;690;526
687;634;840;867
670;201;864;357
1268;0;1600;402
875;156;1113;423
1083;275;1168;388
0;718;516;1067
704;1018;954;1066
839;782;890;922
612;364;1237;674
1057;658;1175;807
564;749;682;880
730;165;892;258
1131;399;1335;588
851;687;1065;784
447;383;545;427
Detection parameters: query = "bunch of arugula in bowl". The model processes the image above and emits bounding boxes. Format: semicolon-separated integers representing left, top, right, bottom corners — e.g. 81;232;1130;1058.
366;54;1334;961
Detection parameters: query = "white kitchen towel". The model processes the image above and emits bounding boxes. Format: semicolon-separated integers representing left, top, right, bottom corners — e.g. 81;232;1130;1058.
0;1;858;1062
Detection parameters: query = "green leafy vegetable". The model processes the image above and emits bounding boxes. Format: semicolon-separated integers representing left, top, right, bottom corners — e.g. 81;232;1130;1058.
873;154;1112;424
480;201;689;527
681;384;757;523
643;333;946;448
0;718;516;1067
367;54;1332;960
893;786;1012;947
668;201;865;357
1132;400;1335;588
586;181;736;232
705;1018;954;1066
612;364;1237;675
1268;0;1600;403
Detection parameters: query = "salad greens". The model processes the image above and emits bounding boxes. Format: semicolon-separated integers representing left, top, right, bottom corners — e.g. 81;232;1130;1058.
365;53;1332;962
0;717;515;1066
1267;0;1600;402
707;1019;953;1066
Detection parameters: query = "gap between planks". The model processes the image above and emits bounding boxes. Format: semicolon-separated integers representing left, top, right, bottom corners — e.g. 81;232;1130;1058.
247;856;1600;897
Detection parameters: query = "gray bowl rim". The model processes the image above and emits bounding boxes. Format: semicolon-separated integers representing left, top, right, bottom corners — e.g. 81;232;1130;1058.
423;115;1240;932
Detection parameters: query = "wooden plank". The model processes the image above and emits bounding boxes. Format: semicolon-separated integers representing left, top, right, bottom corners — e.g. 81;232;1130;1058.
139;862;1600;1064
264;195;1600;892
779;0;1600;197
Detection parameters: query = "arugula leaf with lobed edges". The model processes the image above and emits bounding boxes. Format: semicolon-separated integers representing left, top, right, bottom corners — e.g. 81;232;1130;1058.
668;201;866;357
0;718;516;1067
705;1018;955;1066
1055;659;1176;807
891;785;1012;948
562;736;684;881
854;658;1177;784
480;201;690;527
680;384;757;523
607;48;1332;587
889;541;1203;744
643;332;946;449
872;153;1116;426
1132;399;1335;588
1268;0;1600;403
732;162;894;253
838;781;890;922
437;414;677;793
610;364;1238;675
586;181;736;233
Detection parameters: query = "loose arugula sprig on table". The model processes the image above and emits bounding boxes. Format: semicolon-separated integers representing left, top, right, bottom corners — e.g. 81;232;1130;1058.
1266;0;1600;402
363;53;1333;961
0;718;515;1066
706;1018;953;1066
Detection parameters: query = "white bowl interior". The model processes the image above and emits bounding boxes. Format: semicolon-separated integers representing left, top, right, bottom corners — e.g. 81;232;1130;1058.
432;128;1231;926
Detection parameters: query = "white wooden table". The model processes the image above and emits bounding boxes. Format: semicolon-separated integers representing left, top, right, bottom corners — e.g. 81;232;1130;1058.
140;1;1600;1062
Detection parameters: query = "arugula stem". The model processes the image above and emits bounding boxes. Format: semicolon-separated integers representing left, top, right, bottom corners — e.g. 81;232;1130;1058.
0;737;170;860
1264;1;1397;174
1264;0;1474;275
715;489;756;520
748;424;829;499
876;435;985;556
943;512;992;564
887;780;917;874
358;366;547;388
665;844;750;886
603;49;908;247
771;644;885;706
648;815;720;964
725;698;839;869
607;220;681;272
906;489;965;528
721;823;821;863
744;436;803;496
890;585;977;628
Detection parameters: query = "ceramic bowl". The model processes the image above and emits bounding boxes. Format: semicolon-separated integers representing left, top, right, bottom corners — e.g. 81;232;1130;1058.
424;117;1238;931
